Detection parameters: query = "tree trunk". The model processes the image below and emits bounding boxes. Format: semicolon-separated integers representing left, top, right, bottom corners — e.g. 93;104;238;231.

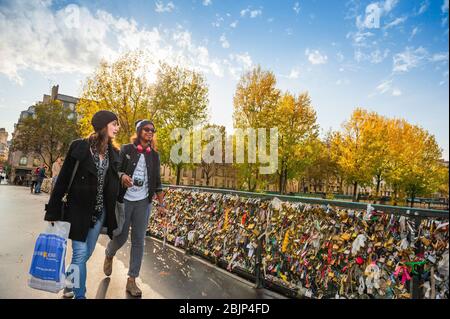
283;167;288;194
410;191;415;208
278;172;283;194
352;182;358;202
176;165;181;185
375;174;382;204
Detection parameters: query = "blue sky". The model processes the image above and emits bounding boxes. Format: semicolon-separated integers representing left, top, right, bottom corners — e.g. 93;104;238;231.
0;0;448;159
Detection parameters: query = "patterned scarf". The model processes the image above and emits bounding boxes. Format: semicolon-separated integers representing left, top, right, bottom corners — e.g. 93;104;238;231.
90;143;109;227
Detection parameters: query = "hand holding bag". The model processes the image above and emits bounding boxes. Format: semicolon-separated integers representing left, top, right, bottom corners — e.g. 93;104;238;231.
28;161;79;293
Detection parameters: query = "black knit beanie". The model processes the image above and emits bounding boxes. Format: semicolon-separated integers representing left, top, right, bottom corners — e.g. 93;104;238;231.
91;110;118;132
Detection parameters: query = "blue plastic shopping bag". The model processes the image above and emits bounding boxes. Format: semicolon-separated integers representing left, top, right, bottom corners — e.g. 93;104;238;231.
28;221;70;293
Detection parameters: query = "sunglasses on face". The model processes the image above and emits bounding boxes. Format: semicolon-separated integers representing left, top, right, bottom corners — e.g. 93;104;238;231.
142;127;156;133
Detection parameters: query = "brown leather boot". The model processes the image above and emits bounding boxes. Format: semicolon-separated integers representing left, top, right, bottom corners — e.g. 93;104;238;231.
103;256;113;277
126;278;142;297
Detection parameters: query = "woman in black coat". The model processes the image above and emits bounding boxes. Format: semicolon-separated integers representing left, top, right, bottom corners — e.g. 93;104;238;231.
44;110;120;299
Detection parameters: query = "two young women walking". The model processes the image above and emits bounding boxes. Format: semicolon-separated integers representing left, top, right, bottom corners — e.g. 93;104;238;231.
44;111;166;299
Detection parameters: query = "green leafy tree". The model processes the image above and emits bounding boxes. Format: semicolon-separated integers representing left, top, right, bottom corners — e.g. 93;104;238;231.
12;101;79;175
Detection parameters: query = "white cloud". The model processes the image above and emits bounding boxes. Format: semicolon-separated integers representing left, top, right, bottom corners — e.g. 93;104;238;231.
431;52;449;63
336;78;350;85
240;7;262;18
293;2;300;14
393;47;428;73
370;49;390;63
155;1;175;13
372;78;402;96
417;1;429;15
250;10;262;18
220;34;230;49
376;79;393;94
383;0;399;13
202;0;212;6
443;0;449;13
305;49;328;65
225;53;253;79
230;20;238;28
336;52;345;63
409;27;420;41
0;0;256;83
392;88;402;96
212;14;224;28
353;48;390;64
384;16;407;29
287;68;300;79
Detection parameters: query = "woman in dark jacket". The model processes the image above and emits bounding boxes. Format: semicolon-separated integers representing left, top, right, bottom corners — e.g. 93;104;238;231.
44;110;120;299
103;119;167;297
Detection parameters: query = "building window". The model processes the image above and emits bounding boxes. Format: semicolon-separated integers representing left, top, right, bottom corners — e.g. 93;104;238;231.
19;156;28;166
33;158;40;166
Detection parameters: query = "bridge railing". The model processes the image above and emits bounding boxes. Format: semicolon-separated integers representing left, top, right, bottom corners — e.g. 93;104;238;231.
147;184;449;299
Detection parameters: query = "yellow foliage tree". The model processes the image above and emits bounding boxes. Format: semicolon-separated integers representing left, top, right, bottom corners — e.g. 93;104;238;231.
233;65;280;192
76;51;154;144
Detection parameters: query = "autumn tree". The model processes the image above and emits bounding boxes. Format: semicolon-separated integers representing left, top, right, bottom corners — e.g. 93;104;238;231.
196;124;227;186
233;65;280;192
11;101;79;175
77;51;154;144
151;63;209;185
384;120;444;207
273;92;318;194
302;131;341;195
331;109;376;201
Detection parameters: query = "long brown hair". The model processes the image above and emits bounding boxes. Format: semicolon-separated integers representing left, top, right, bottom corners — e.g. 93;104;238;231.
88;127;119;154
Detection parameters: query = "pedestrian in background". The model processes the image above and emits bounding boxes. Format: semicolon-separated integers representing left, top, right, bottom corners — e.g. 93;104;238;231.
51;157;63;194
34;164;46;194
30;167;39;193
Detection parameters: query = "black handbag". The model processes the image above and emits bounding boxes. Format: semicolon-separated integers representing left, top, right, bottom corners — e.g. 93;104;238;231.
60;160;79;220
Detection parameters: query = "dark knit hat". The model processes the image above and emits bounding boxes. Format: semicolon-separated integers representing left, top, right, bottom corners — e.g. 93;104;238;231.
135;119;155;132
91;110;118;132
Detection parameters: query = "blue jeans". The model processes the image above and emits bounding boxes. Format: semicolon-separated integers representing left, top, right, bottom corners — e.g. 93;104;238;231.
35;179;43;193
66;210;105;299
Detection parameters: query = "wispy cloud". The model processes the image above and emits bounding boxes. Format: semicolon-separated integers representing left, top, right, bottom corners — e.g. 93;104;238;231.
305;49;328;65
155;1;175;13
220;34;230;49
0;0;257;83
393;47;429;73
212;14;224;28
392;47;449;74
293;2;301;15
371;78;402;97
240;7;262;18
288;68;300;79
417;0;429;15
202;0;212;6
384;16;407;29
443;0;449;13
409;26;420;41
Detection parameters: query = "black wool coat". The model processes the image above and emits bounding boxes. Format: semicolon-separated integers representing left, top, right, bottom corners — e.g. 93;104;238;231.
44;138;120;242
117;143;163;203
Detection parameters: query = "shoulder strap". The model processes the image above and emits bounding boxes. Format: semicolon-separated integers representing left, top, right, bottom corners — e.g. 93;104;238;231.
68;160;80;193
61;160;79;204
